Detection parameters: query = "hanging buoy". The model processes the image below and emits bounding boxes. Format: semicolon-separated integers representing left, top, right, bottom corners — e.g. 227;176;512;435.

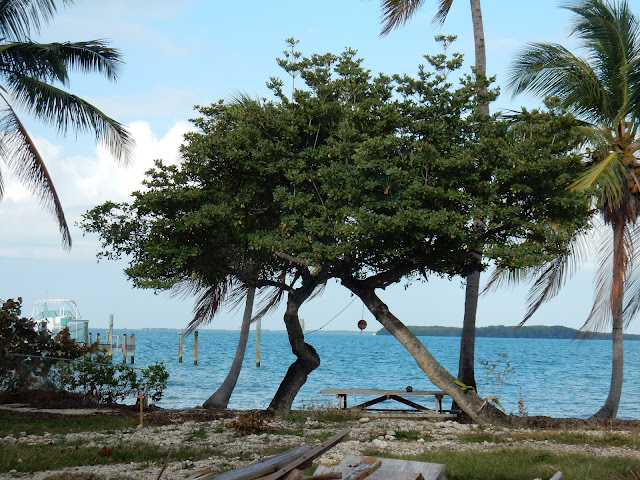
357;319;367;331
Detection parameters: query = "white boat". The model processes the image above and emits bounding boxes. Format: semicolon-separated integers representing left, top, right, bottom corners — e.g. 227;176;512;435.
32;298;89;344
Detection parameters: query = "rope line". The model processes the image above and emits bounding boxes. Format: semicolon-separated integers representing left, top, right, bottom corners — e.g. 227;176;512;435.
305;296;358;335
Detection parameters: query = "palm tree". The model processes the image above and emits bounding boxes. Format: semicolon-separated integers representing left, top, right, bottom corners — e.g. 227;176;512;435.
180;279;258;409
377;0;487;397
0;0;133;249
508;0;640;419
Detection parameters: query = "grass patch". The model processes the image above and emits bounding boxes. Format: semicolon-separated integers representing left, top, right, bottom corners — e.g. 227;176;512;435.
0;441;226;474
0;411;137;436
360;448;640;480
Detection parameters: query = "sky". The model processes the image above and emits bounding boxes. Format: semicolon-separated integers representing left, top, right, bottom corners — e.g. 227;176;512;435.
1;0;639;334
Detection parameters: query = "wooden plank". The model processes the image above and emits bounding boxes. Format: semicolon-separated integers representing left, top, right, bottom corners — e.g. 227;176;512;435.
188;444;313;480
342;458;381;480
315;456;446;480
262;429;351;480
320;389;444;396
301;474;343;480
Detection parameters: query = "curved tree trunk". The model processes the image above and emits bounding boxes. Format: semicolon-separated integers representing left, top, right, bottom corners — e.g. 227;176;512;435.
592;220;626;419
203;287;256;409
267;281;320;413
343;276;507;425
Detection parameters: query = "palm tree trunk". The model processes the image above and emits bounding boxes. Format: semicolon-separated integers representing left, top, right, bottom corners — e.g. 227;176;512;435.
267;283;320;413
470;0;487;108
455;1;488;403
203;287;256;409
342;275;507;425
592;220;626;419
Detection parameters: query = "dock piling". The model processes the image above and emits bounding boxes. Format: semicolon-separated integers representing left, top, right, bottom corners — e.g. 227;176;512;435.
129;334;135;364
178;330;183;363
122;334;128;364
194;330;199;365
256;318;261;368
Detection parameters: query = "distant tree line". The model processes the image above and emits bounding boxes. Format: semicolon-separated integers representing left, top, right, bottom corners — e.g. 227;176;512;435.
375;325;640;340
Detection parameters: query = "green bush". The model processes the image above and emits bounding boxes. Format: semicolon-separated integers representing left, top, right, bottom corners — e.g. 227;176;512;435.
63;353;169;404
0;298;95;393
0;298;169;405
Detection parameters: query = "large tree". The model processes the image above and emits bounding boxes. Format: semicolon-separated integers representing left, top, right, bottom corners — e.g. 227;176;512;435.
378;0;488;399
509;0;640;420
0;0;133;249
82;45;590;421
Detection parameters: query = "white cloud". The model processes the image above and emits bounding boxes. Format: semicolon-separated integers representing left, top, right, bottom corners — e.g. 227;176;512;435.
0;120;193;258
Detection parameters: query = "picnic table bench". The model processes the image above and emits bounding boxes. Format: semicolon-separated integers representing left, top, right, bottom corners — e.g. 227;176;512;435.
320;388;454;416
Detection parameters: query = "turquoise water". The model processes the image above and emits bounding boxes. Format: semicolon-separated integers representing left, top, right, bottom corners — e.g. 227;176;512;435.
105;329;640;419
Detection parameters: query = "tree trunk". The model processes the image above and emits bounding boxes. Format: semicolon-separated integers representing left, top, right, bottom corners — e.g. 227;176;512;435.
342;276;507;425
267;282;320;413
452;267;480;419
203;287;256;409
592;220;626;419
453;0;487;413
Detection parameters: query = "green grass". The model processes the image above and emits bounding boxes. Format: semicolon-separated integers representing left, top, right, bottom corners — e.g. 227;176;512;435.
0;441;226;474
0;410;138;436
361;448;640;480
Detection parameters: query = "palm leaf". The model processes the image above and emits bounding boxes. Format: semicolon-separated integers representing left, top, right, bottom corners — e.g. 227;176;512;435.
378;0;425;36
570;151;627;209
6;73;133;164
0;92;70;248
182;278;234;336
622;222;640;327
0;0;73;40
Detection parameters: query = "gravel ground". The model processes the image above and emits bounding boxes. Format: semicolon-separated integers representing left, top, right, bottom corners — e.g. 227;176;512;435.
1;408;639;480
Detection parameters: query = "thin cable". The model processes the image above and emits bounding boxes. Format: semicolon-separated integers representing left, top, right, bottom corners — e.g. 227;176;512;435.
305;297;358;334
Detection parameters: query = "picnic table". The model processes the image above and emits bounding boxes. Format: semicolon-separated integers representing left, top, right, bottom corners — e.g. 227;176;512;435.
320;388;453;416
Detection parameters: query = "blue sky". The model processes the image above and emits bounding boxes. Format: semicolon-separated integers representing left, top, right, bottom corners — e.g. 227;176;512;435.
1;0;638;333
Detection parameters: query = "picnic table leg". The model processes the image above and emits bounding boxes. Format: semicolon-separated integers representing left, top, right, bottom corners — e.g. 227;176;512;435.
388;395;434;413
435;394;443;414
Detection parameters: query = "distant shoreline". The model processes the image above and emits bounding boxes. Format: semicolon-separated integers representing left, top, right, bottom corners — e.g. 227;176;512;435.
375;325;640;340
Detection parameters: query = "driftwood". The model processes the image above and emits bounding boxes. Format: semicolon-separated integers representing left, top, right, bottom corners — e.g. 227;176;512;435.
314;456;446;480
189;429;448;480
189;444;313;480
189;429;350;480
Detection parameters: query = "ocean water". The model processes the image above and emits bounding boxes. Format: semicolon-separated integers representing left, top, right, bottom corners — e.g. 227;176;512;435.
105;329;640;419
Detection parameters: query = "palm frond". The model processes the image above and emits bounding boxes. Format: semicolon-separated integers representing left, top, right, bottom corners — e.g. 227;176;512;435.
481;264;532;294
378;0;425;37
183;278;234;336
0;94;70;248
0;0;73;40
622;222;640;327
51;41;123;81
565;0;640;118
581;225;619;333
433;0;454;26
570;151;627;209
252;287;284;323
7;73;133;164
509;42;612;122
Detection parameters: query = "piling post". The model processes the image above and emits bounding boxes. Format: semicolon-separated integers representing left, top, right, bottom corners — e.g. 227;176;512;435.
194;330;199;365
83;321;89;345
256;318;261;368
122;334;128;364
108;314;114;345
129;334;135;364
178;330;183;363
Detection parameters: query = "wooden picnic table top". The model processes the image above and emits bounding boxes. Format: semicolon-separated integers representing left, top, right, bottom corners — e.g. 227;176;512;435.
320;388;446;396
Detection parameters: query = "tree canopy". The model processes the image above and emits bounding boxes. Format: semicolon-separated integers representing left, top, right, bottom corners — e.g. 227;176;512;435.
81;42;592;419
